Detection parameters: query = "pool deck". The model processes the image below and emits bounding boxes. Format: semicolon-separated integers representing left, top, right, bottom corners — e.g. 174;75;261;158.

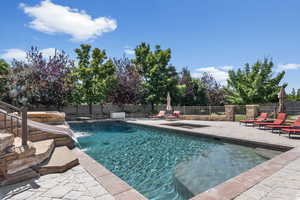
1;119;300;200
127;119;300;149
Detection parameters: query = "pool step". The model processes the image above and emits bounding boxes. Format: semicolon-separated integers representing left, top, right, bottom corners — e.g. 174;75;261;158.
36;146;79;175
28;131;75;149
0;168;39;186
6;138;55;175
0;131;14;153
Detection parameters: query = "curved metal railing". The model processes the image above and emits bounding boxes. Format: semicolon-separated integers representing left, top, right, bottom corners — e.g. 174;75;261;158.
0;101;28;146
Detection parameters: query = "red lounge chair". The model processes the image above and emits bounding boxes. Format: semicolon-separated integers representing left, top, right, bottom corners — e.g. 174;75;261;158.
254;113;287;129
239;113;268;125
166;111;181;119
281;128;300;138
150;110;166;118
266;117;300;133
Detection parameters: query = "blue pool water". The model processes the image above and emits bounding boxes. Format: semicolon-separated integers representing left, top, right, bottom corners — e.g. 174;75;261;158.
70;122;267;200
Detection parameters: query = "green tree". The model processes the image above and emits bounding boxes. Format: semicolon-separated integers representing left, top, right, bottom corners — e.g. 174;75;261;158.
73;44;116;114
176;67;207;106
201;72;225;105
287;88;297;101
133;43;178;110
0;59;10;100
225;58;286;104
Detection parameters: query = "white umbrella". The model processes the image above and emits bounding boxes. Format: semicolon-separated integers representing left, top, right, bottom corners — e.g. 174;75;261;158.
166;92;172;111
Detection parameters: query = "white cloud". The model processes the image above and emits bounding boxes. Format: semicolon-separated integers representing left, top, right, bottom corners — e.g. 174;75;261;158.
277;63;300;72
0;48;57;61
20;0;117;41
192;66;230;85
40;48;56;57
220;65;233;71
0;49;27;61
124;48;135;55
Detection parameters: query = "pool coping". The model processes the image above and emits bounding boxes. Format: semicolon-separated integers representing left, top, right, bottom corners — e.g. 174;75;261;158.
70;120;300;200
72;148;148;200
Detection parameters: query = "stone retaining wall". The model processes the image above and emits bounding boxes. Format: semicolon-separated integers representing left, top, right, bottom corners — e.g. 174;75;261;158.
28;111;65;124
181;115;228;121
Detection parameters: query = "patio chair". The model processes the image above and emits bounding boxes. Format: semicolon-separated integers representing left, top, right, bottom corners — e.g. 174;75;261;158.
281;127;300;138
166;111;181;120
254;113;287;129
149;110;166;119
266;117;300;133
239;113;268;126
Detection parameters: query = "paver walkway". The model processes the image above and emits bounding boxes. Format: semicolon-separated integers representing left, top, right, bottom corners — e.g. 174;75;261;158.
0;166;115;200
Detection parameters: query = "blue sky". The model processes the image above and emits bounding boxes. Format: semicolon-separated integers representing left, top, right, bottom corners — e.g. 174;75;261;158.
1;0;300;92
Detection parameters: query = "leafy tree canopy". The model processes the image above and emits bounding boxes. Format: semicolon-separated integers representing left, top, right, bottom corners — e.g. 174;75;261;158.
287;88;300;101
108;57;142;108
133;43;178;108
0;59;10;99
7;47;74;108
225;58;286;104
175;67;208;106
200;72;225;106
73;44;116;113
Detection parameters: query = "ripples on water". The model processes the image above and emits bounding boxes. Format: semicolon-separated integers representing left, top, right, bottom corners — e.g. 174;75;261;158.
70;122;267;200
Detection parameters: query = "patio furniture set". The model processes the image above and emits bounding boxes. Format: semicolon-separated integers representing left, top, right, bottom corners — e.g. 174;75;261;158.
240;113;300;138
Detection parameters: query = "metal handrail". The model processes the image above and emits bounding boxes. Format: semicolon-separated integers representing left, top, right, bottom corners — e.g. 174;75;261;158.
0;101;21;112
0;101;28;147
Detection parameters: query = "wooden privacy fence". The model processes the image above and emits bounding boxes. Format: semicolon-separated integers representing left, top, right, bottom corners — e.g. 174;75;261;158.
29;104;226;119
27;101;300;120
260;101;300;115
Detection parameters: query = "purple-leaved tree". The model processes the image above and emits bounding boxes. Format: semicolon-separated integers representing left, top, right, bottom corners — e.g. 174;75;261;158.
108;57;142;110
8;47;74;109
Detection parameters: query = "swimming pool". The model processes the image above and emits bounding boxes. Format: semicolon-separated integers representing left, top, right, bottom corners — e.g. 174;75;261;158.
70;122;267;200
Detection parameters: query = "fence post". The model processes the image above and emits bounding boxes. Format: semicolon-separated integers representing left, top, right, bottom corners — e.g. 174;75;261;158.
21;107;28;147
225;105;236;121
246;105;259;120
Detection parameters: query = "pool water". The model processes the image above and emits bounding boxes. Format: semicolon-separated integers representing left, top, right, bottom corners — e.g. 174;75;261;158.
70;122;267;200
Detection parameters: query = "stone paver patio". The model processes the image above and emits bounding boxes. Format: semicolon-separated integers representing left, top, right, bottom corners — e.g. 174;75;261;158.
0;166;115;200
235;156;300;200
2;119;300;200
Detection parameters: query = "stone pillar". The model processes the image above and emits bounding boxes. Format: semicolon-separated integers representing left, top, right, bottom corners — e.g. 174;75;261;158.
225;105;236;121
246;105;259;120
